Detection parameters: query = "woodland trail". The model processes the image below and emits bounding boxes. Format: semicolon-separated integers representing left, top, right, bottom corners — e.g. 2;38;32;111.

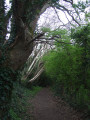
29;88;83;120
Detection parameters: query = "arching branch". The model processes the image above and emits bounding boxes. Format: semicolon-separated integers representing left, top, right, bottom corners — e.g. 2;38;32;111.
28;67;44;83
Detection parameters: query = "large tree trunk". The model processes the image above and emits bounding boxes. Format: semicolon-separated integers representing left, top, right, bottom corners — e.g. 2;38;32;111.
0;0;49;119
9;0;49;70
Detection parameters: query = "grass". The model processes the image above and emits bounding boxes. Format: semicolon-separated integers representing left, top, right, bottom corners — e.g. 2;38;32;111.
10;82;42;120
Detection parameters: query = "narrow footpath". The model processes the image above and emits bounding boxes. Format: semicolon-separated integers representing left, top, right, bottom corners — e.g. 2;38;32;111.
29;88;83;120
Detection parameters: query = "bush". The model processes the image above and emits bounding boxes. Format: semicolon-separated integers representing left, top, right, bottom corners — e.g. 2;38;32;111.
43;26;90;116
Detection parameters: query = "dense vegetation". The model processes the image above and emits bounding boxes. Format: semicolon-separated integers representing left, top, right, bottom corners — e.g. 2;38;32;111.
42;24;90;116
0;0;89;119
10;83;42;120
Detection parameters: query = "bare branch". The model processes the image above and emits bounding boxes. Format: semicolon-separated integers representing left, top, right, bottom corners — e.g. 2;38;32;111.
36;37;72;44
28;67;44;83
53;3;81;26
28;32;45;45
53;7;66;26
63;0;73;5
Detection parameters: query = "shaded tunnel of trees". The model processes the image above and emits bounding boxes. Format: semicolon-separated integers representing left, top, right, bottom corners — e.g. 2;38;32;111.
0;0;90;119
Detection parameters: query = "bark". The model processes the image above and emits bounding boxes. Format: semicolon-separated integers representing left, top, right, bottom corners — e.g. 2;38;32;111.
9;0;49;70
23;46;44;80
0;1;49;119
28;67;44;82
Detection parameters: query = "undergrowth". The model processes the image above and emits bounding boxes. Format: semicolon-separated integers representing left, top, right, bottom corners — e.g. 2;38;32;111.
10;82;42;120
42;25;90;119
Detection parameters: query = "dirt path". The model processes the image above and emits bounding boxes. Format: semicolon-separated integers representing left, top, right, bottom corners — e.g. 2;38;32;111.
30;88;83;120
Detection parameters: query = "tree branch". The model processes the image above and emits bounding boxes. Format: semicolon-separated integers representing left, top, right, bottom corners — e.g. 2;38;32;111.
63;0;73;4
28;67;44;83
53;3;81;26
27;32;45;45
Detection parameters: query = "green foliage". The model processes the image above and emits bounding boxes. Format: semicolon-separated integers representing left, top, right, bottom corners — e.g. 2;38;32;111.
0;46;15;119
0;1;17;119
41;27;51;33
72;0;89;12
71;23;90;47
10;82;42;120
43;27;90;116
25;0;49;24
32;72;52;87
85;12;90;22
0;0;5;43
0;4;15;118
8;17;16;44
0;66;14;119
10;109;21;120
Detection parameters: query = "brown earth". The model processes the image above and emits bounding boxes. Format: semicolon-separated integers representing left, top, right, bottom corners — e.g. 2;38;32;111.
29;88;84;120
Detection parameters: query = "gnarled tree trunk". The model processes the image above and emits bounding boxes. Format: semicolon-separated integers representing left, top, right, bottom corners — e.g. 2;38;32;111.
10;0;49;70
0;0;49;119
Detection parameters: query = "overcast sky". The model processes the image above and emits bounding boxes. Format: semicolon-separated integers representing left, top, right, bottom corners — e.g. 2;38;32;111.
38;0;89;30
5;0;89;30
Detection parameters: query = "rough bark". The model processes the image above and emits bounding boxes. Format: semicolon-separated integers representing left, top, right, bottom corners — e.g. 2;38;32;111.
9;0;49;70
0;1;49;119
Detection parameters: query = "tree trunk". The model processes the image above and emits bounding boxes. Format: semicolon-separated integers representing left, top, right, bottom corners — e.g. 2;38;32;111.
9;0;49;70
0;0;49;119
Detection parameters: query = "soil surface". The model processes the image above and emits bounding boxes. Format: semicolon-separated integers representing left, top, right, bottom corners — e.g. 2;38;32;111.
29;88;83;120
